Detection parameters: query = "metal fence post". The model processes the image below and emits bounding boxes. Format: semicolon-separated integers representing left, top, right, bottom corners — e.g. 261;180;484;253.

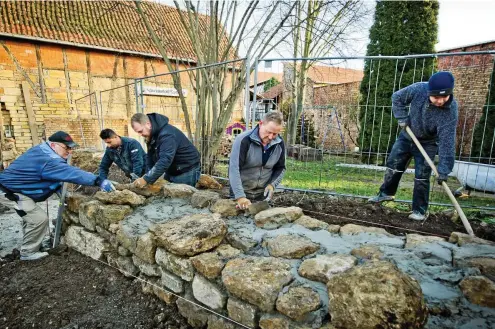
134;79;140;114
244;56;251;129
251;57;259;128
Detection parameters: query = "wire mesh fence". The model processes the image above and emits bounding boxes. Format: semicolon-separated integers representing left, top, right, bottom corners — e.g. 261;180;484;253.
250;53;495;210
70;51;495;211
134;59;248;175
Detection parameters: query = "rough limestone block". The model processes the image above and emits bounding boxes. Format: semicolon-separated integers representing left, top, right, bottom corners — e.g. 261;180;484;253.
176;295;210;328
151;213;227;256
156;247;194;281
135;232;156;264
276;286;321;321
160;269;184;294
192;275;227;310
227;297;258;328
133;255;161;277
65;226;111;260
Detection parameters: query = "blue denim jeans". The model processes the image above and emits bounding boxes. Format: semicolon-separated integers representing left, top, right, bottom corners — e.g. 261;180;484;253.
380;132;438;215
164;165;201;187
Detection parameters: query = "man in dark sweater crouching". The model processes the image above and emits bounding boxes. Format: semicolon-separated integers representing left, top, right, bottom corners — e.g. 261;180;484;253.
368;71;458;221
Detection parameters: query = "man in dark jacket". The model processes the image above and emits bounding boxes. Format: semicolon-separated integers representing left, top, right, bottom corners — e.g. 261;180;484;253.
368;71;458;221
0;131;115;261
229;111;286;209
130;113;201;187
98;129;146;182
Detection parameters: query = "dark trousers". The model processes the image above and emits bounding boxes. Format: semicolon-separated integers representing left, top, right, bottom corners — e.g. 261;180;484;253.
164;165;201;187
229;187;266;201
380;133;438;215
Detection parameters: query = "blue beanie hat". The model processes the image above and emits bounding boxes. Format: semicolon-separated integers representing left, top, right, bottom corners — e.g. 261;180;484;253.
428;71;455;96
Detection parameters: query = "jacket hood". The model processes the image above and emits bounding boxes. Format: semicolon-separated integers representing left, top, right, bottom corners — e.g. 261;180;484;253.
148;113;169;139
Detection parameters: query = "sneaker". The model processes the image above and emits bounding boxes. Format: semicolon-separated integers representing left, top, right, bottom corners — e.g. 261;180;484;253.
20;252;49;261
368;192;395;203
408;211;428;221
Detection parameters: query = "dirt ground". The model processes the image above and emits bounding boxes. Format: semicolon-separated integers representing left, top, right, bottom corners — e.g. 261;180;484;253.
272;191;495;241
0;248;192;329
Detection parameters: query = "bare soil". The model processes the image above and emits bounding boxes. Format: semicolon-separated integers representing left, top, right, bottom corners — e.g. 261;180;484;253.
0;248;192;329
272;191;495;241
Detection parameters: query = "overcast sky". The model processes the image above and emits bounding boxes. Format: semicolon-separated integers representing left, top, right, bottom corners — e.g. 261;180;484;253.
436;0;495;51
260;0;495;72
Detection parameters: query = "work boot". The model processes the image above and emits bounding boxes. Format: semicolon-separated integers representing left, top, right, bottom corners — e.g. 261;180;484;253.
20;251;49;261
408;211;428;221
40;236;52;252
368;192;395;203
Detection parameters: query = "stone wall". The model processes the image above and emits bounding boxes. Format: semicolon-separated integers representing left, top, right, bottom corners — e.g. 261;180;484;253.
62;182;495;329
0;39;244;152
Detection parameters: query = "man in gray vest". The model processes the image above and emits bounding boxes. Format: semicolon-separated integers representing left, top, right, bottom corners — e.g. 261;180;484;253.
229;111;286;209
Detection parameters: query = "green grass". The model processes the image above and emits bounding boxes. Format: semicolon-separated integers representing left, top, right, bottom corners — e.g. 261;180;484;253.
213;154;495;215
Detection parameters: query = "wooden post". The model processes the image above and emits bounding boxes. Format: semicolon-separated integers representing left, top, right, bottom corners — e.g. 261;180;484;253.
21;81;39;146
0;105;4;168
405;126;474;236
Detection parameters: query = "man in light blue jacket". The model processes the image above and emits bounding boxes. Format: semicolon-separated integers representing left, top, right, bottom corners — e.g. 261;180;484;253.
0;131;115;260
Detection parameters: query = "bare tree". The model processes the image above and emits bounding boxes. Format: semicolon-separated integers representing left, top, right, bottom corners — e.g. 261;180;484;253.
133;0;310;172
283;0;370;145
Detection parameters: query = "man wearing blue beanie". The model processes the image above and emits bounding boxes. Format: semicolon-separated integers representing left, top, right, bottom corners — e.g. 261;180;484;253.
369;71;458;221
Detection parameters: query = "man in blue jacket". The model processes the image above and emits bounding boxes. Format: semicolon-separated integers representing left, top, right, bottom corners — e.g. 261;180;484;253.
98;129;146;182
368;72;458;221
0;131;115;260
130;113;201;187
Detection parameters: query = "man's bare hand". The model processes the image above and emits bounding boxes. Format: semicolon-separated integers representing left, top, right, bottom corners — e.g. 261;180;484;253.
133;177;147;188
236;197;251;210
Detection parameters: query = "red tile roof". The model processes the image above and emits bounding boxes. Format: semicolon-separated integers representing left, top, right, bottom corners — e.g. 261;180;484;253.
306;65;363;84
0;1;233;62
260;83;283;100
250;71;284;85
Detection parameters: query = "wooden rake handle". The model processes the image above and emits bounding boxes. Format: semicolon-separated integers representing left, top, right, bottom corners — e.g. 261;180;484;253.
405;126;474;236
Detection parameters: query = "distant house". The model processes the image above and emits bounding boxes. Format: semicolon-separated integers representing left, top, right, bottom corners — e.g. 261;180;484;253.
437;40;495;157
226;122;246;137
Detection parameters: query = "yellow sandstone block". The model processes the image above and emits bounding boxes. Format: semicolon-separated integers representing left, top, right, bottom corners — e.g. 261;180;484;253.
50;93;68;100
0;80;19;88
0;95;18;103
69;72;86;80
0;70;14;78
44;78;63;88
48;70;66;79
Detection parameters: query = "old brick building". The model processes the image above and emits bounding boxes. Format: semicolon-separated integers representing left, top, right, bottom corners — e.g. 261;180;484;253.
437;40;495;157
0;1;241;156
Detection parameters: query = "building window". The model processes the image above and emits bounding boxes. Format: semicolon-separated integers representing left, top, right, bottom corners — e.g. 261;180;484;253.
1;102;14;138
232;128;243;137
3;125;14;138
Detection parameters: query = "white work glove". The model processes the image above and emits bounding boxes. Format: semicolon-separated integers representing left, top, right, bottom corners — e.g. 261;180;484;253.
264;184;274;201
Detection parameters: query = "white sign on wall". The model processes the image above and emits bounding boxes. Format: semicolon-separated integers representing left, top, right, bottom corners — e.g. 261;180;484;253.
137;85;188;97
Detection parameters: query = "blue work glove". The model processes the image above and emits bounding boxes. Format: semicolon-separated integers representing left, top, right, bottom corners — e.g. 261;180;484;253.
437;173;448;185
100;179;116;192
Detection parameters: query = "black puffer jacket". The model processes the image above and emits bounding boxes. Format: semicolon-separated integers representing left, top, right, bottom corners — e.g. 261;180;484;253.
144;113;200;183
